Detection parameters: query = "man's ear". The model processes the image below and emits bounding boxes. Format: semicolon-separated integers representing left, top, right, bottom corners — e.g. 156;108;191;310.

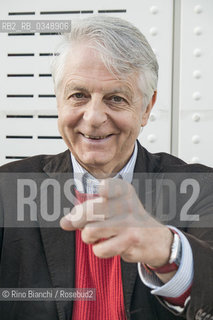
141;91;157;127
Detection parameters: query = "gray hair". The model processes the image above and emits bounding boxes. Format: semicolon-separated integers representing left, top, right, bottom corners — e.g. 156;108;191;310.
51;15;159;108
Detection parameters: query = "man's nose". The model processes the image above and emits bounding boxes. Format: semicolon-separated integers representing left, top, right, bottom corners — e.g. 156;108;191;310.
83;97;107;127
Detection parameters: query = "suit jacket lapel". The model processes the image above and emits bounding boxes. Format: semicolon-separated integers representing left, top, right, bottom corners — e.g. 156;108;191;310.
38;150;75;320
121;260;138;319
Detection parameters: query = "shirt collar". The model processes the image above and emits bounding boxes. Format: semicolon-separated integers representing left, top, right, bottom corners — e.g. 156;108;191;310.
71;142;138;194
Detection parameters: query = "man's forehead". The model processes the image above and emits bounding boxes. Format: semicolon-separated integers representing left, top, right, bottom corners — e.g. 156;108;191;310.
63;79;136;98
64;44;137;82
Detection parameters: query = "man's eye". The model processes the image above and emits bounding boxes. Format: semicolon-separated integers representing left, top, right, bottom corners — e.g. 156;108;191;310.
70;93;85;99
110;96;125;103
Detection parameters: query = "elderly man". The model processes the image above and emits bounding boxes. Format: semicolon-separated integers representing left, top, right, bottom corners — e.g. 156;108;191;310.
0;16;213;320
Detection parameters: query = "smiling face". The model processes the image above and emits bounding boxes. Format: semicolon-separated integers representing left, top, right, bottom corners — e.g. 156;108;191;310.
57;43;156;178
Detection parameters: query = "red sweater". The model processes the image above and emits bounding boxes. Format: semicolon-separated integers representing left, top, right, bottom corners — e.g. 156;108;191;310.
72;190;126;320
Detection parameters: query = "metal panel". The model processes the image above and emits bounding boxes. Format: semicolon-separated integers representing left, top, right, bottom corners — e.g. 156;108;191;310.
178;0;213;166
179;110;213;167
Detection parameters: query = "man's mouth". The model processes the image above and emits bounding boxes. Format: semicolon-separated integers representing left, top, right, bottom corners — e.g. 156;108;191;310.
82;134;112;140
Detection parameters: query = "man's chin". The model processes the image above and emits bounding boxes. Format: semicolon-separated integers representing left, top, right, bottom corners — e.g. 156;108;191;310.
80;158;110;168
77;154;114;173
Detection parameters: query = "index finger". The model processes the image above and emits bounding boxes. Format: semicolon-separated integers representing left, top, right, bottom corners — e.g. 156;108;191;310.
60;197;105;231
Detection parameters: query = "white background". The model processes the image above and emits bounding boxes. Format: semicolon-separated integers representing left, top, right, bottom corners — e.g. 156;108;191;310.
0;0;212;167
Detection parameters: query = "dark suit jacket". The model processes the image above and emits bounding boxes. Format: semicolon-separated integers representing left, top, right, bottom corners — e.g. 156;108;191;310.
0;141;213;320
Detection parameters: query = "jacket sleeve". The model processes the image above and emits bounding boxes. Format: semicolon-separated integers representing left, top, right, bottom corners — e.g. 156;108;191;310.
152;169;213;320
184;229;213;319
182;172;213;319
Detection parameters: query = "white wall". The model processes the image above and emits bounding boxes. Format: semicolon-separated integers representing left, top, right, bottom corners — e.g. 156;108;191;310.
0;0;212;167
